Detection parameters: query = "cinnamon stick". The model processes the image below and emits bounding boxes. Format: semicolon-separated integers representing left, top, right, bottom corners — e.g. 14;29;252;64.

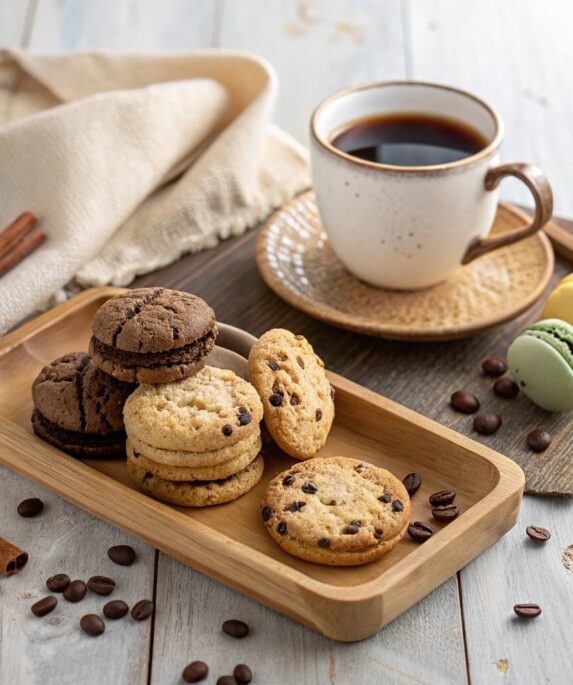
0;211;37;261
0;536;28;576
0;229;46;277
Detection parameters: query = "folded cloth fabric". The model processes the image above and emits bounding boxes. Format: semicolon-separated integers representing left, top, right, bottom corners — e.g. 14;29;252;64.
0;50;310;335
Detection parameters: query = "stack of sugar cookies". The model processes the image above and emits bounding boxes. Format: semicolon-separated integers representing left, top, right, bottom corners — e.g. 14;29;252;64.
123;366;264;506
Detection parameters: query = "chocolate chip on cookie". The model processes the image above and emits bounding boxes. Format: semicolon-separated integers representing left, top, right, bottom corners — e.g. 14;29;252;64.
261;457;410;566
249;329;334;459
90;288;217;384
31;352;134;459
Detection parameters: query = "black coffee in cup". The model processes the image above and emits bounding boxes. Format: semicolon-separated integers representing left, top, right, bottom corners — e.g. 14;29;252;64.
331;113;487;167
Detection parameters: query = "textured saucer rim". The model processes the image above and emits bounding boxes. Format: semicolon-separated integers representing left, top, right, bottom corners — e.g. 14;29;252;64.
256;191;555;342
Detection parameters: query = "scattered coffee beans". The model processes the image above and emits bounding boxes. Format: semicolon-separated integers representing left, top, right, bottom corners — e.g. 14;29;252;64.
526;526;551;542
182;661;209;683
31;596;57;617
493;378;519;399
432;504;460;522
513;603;541;619
408;521;434;543
103;600;129;620
429;490;456;507
473;413;502;435
234;664;253;684
402;472;422;497
450;390;480;414
131;599;154;621
87;575;116;596
527;429;552;452
63;580;87;603
482;357;507;377
222;619;249;639
216;677;237;685
80;613;105;636
46;573;70;593
107;544;136;566
17;497;44;518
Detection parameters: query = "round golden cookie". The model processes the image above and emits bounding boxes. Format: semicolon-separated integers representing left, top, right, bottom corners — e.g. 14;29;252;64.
248;329;334;460
127;453;264;507
126;439;260;481
128;430;261;468
123;366;263;452
261;457;410;566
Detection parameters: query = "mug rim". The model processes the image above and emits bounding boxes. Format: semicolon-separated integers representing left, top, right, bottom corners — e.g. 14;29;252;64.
310;80;504;173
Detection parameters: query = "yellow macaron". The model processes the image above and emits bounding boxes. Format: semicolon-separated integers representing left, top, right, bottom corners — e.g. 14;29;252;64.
542;274;573;324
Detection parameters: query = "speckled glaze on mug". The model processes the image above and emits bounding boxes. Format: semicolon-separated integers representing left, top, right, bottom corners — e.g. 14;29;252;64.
310;81;553;290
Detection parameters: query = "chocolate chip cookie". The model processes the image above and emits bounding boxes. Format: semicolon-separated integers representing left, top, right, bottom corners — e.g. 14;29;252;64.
123;366;263;452
32;352;134;458
128;453;264;507
261;457;410;565
90;288;217;384
248;329;334;459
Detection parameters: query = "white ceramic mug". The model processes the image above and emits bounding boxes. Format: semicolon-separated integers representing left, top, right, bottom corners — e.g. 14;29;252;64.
310;81;553;290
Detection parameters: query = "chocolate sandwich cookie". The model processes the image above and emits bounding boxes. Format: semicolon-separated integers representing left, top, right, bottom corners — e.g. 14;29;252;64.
261;457;410;565
89;288;217;384
32;352;134;458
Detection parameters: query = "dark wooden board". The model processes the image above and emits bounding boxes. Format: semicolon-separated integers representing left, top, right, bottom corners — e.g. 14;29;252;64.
134;216;573;497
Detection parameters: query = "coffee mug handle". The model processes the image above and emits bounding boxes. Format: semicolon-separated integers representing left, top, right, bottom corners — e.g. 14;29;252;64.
462;163;553;264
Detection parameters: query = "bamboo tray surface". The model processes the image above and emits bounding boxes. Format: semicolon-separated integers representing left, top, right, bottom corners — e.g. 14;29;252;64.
0;288;525;640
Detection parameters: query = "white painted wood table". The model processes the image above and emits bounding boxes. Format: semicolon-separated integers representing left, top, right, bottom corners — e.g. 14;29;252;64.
1;2;573;683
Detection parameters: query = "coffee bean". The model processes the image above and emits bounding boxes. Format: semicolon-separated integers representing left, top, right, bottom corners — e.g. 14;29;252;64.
31;596;57;617
216;677;237;685
234;664;253;684
107;544;136;566
429;490;456;506
277;521;287;535
392;500;404;512
450;390;480;414
482;356;508;377
17;497;44;518
302;482;317;494
64;580;87;603
473;413;502;435
269;393;283;407
46;573;70;593
286;501;306;512
493;378;519;399
402;472;422;497
267;360;279;371
282;475;295;486
526;525;551;542
408;522;434;543
103;599;129;620
315;409;323;421
222;424;233;436
261;506;271;522
222;619;249;638
378;493;391;503
527;429;552;452
131;599;154;621
513;603;541;619
432;504;460;521
87;575;116;596
182;661;209;683
80;613;105;636
318;537;330;547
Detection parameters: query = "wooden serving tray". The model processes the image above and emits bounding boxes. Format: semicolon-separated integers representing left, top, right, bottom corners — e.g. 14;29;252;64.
0;288;524;641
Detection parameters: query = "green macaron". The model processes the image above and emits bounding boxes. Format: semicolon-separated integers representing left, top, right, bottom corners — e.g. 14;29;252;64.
508;318;573;412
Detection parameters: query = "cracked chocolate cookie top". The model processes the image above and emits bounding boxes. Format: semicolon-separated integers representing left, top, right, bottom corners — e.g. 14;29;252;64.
91;288;216;354
32;352;135;434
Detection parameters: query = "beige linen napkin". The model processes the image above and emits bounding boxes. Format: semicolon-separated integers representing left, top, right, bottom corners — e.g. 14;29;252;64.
0;50;310;335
